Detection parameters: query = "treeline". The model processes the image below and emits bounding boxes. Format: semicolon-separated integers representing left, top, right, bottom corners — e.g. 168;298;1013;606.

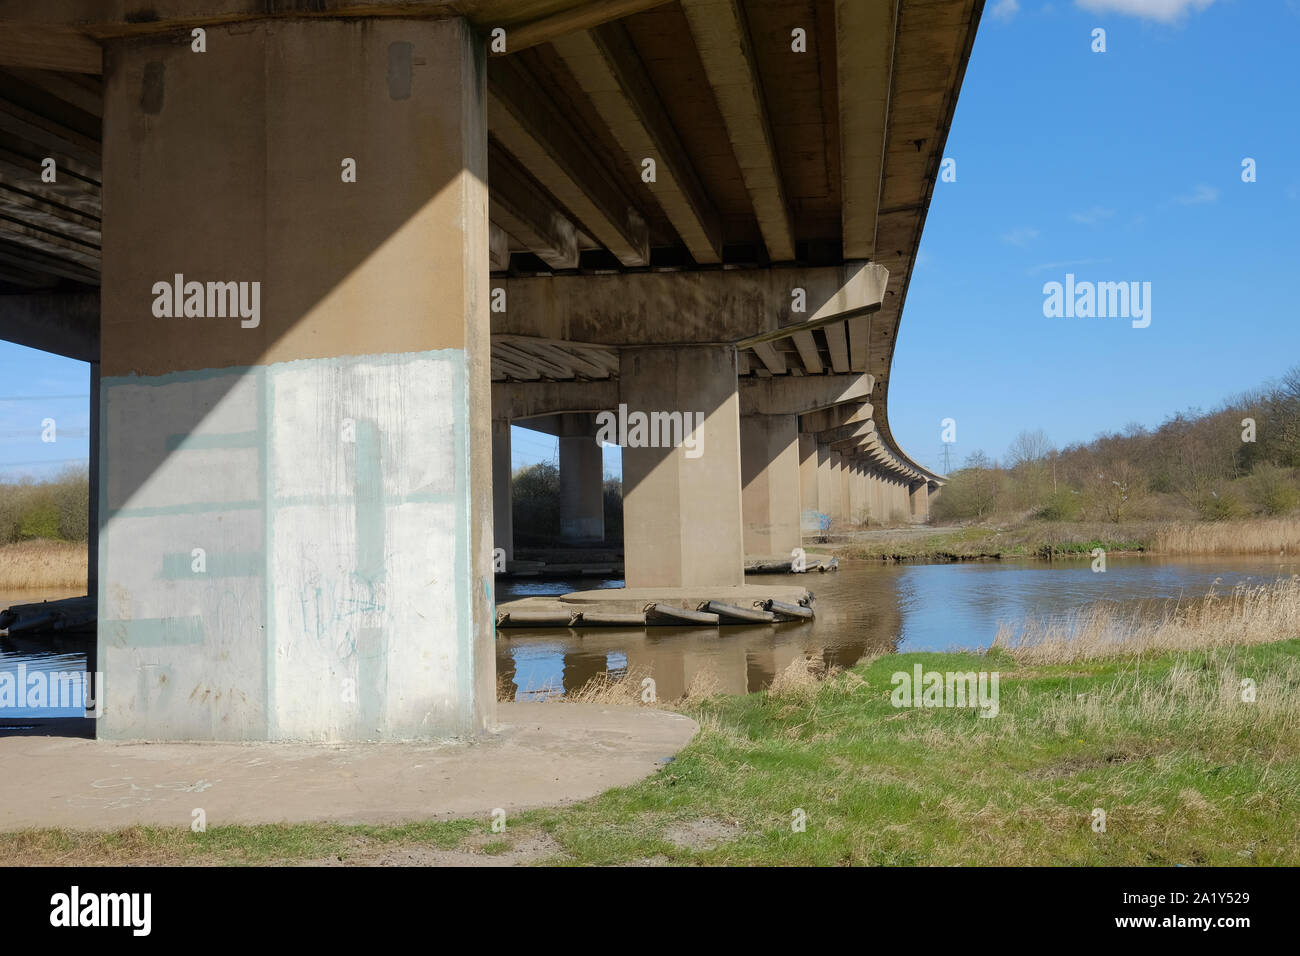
0;467;90;543
935;366;1300;524
512;461;624;546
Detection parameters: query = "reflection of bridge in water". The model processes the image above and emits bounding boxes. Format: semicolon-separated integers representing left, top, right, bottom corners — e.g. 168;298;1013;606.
498;568;907;699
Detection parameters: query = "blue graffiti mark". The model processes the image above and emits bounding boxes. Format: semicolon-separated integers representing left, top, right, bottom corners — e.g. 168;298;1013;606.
297;568;387;662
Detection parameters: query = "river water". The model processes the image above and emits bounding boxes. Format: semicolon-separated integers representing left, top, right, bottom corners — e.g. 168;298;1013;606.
0;587;92;719
5;555;1297;716
496;555;1300;700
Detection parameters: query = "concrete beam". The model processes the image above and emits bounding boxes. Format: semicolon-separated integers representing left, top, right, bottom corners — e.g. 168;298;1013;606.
496;261;885;346
749;340;785;375
488;140;579;270
739;372;872;416
0;292;98;361
836;0;897;260
680;0;794;262
824;320;849;373
489;56;650;267
489;222;511;271
798;399;871;434
491;378;619;420
0;144;100;216
2;1;659;40
0;20;101;73
790;329;822;373
0;95;101;169
494;0;675;53
848;314;870;371
735;263;888;349
552;23;722;264
821;420;876;450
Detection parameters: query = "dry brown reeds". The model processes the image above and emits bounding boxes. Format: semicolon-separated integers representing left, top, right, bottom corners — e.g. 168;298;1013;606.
0;540;87;591
993;576;1300;664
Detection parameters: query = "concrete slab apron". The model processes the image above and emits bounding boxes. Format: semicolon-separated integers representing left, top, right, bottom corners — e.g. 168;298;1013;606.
0;703;698;830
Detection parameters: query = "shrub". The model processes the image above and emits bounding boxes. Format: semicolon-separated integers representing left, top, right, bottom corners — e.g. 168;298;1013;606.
1194;489;1243;521
511;461;560;545
17;500;60;540
1035;489;1084;521
1248;464;1300;516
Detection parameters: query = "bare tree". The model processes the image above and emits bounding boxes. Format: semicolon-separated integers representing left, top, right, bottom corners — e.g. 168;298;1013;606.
1005;429;1054;511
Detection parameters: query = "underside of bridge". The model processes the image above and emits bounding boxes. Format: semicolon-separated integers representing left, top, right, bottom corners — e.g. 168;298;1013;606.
0;0;977;740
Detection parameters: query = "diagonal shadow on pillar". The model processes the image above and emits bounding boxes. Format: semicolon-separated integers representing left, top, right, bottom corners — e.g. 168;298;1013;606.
88;18;494;742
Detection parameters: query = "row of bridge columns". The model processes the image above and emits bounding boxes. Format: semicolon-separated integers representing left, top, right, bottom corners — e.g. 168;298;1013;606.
493;348;933;587
83;15;929;741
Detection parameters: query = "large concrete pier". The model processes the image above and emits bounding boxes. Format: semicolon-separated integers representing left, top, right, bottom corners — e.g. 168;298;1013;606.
0;0;974;741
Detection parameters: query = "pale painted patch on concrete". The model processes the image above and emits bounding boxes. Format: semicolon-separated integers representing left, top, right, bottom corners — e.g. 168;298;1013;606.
99;350;474;742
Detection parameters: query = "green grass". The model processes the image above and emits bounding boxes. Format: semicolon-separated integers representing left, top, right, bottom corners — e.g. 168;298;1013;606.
5;639;1298;866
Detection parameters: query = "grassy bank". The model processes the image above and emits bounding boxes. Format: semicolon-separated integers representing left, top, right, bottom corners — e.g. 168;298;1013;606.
831;515;1300;562
4;580;1298;867
0;540;87;591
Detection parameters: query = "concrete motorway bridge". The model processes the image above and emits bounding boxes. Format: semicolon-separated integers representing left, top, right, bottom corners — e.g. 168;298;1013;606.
0;0;978;741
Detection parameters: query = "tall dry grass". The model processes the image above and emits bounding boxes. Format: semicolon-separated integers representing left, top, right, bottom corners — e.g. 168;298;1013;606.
0;539;87;590
993;576;1300;664
1151;516;1300;555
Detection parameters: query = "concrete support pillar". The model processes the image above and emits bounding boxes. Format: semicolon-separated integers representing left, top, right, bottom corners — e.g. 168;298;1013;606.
847;459;865;527
620;346;744;588
797;432;818;535
739;413;801;558
816;444;838;527
492;418;513;563
910;480;929;522
842;450;852;522
98;18;492;741
557;414;605;544
89;360;100;600
828;450;846;524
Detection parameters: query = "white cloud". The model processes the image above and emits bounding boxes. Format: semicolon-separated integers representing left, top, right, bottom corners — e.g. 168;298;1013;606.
1075;0;1214;23
1028;257;1112;276
991;0;1020;20
1070;206;1115;225
1001;226;1040;246
1175;183;1218;205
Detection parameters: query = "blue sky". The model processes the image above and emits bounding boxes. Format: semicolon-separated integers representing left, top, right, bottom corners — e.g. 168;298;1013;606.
2;0;1294;482
0;345;89;481
889;0;1300;473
